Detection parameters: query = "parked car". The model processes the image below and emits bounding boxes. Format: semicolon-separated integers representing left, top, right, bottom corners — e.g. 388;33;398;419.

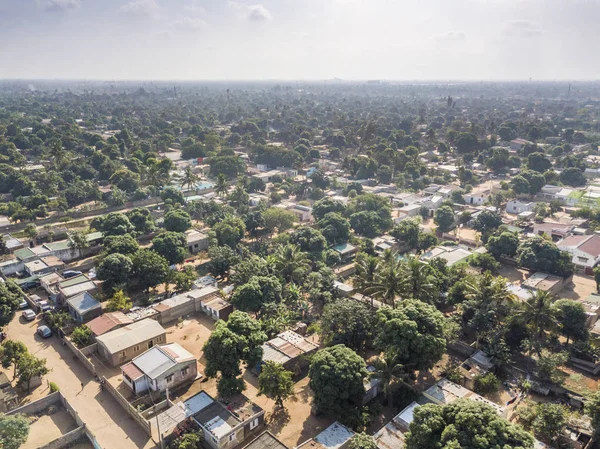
22;309;36;321
62;270;82;279
19;299;28;309
38;300;53;313
37;325;52;338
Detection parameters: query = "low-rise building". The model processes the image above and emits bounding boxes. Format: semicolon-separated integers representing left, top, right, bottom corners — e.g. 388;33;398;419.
66;292;102;322
242;431;289;449
96;319;167;367
423;379;506;416
532;222;574;241
506;200;534;215
558;234;600;272
189;391;265;449
58;274;98;301
296;422;354;449
186;229;209;254
121;343;197;395
1;234;23;253
86;311;134;337
258;331;319;374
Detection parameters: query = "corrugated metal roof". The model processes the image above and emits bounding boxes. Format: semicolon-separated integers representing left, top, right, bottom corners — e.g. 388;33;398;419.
261;344;291;365
96;319;165;354
121;362;144;380
131;346;175;379
67;292;101;314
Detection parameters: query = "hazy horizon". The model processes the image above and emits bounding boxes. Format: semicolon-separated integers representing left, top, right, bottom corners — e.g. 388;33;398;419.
2;0;600;80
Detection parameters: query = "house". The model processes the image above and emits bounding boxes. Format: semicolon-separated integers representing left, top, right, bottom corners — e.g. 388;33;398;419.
537;185;578;207
423;379;506;416
58;274;98;301
86;311;134;337
457;350;494;391
152;285;226;324
395;204;422;221
532;222;574;242
463;189;491;206
39;272;64;301
332;243;358;262
1;234;23;253
506;200;534;215
66;292;102;322
296;422;354;449
248;193;269;207
333;281;354;297
510;138;532;151
200;294;234;321
23;255;64;276
96;319;167;367
287;204;313;222
373;405;411;449
521;272;570;295
121;343;197;395
372;235;397;253
188;391;265;449
186;229;209;254
258;331;319;374
421;246;472;267
242;432;288;449
558;234;600;272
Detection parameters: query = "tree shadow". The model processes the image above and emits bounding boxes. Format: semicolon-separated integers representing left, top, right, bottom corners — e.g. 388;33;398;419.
266;407;291;435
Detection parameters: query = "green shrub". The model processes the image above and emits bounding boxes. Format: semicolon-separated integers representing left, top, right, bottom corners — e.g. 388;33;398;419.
49;382;60;393
474;372;500;395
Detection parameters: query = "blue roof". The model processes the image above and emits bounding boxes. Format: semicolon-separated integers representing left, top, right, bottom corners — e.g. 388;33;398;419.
67;292;101;314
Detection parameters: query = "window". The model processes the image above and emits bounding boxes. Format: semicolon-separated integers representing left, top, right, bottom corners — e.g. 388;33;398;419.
133;345;140;352
165;374;174;383
249;418;259;430
148;341;153;349
578;256;589;263
181;367;189;376
119;351;126;360
229;434;236;442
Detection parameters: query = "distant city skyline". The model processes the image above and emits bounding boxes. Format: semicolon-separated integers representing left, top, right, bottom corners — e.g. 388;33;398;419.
1;0;599;80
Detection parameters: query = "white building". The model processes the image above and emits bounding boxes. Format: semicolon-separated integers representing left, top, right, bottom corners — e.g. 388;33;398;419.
558;234;600;271
506;200;534;215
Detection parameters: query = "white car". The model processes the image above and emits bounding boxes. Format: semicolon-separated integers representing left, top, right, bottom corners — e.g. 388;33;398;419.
22;309;36;321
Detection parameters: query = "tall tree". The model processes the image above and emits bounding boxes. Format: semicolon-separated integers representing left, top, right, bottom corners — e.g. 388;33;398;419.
257;361;295;408
0;340;28;379
0;414;30;449
272;244;310;284
180;166;199;198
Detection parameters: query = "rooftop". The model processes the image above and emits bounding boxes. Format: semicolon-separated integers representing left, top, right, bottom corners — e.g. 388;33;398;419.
96;319;166;354
261;331;318;365
124;343;195;380
242;432;288;449
297;422;354;449
66;292;101;314
86;311;133;336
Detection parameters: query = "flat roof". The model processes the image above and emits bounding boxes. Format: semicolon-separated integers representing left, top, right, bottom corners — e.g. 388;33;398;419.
297;422;354;449
66;292;101;314
242;432;288;449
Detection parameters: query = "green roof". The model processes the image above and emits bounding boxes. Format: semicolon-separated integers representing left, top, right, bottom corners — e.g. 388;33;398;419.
45;241;71;251
14;248;35;260
332;243;356;254
59;274;88;287
16;275;40;285
85;231;103;242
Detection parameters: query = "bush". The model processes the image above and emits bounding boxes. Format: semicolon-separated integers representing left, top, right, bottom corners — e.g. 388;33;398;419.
71;325;93;348
474;372;500;395
49;382;60;393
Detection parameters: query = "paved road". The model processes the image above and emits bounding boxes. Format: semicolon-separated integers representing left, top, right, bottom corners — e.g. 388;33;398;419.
6;314;156;449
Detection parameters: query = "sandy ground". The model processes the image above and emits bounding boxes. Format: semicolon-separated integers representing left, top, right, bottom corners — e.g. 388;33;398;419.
5;314;156;449
21;409;78;449
559;274;597;301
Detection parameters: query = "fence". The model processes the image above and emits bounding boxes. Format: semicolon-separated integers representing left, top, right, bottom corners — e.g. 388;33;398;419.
39;426;87;449
101;376;152;437
7;391;62;416
63;337;97;376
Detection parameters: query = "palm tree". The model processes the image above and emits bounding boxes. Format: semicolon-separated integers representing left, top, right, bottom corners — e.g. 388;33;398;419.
50;140;66;169
368;256;408;308
405;256;438;303
215;174;228;197
517;290;558;351
371;351;409;409
353;254;379;297
272;244;310;284
181;166;199;198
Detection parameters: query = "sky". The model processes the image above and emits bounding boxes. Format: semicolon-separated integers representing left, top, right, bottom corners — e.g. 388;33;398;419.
1;0;599;80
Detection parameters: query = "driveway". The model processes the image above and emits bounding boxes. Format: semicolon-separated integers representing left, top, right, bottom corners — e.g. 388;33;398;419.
6;314;156;449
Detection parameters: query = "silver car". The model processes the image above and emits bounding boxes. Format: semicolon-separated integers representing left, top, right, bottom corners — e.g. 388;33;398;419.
22;309;36;321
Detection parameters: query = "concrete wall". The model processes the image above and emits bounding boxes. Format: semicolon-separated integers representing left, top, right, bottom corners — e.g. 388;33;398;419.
7;391;62;416
102;376;152;437
39;426;87;449
64;337;97;376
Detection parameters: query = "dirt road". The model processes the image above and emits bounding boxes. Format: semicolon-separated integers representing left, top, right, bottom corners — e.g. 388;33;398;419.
6;314;156;449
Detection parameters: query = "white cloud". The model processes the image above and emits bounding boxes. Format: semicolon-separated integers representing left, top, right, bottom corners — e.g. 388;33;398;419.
42;0;80;12
433;31;467;41
175;16;207;30
229;2;272;21
119;0;159;17
505;20;542;37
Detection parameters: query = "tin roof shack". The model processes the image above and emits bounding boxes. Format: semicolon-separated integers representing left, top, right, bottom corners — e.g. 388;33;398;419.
296;422;355;449
257;331;319;375
423;379;506;417
200;294;234;322
2;234;24;253
457;350;494;391
23;255;64;276
332;243;358;262
96;319;167;367
66;292;102;322
372;402;419;449
39;272;64;301
242;431;289;449
86;311;134;337
190;391;265;449
363;365;382;405
421;246;472;267
121;343;197;395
